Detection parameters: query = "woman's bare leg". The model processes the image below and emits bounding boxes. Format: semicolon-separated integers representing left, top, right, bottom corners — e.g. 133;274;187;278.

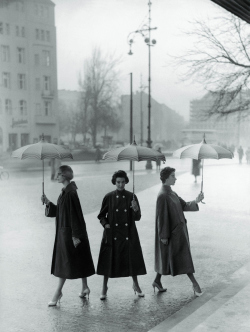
51;277;66;301
187;273;202;292
81;277;88;292
132;275;142;293
102;276;109;295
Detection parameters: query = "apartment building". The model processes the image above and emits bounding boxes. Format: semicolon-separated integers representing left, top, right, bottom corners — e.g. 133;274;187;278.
0;0;59;153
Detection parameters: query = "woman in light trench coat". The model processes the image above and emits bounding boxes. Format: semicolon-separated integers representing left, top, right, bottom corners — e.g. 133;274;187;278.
153;167;204;296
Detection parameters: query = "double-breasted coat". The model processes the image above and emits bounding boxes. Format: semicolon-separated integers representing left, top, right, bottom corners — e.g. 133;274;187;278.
155;185;198;276
97;189;147;278
45;181;95;279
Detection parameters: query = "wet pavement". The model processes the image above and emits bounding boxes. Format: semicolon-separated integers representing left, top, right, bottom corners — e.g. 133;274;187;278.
1;158;250;331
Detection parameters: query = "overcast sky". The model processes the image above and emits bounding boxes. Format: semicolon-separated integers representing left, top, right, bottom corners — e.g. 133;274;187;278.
53;0;226;120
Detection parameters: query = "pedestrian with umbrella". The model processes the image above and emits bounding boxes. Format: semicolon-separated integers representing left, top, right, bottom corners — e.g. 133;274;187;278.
97;170;146;300
42;165;95;306
153;167;204;296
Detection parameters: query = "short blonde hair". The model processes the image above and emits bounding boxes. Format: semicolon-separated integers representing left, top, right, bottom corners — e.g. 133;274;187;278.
59;165;74;181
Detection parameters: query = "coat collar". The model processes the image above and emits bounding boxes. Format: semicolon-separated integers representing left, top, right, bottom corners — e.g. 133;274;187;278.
63;181;78;194
161;184;172;193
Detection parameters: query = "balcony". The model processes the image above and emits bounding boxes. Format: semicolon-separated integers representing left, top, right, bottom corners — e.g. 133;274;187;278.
41;90;54;99
35;115;57;124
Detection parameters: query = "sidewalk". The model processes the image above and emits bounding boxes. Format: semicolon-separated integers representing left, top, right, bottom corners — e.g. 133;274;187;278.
1;161;250;331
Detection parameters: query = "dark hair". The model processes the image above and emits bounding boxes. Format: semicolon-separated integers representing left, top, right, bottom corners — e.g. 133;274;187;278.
160;167;175;183
59;165;74;181
111;170;129;185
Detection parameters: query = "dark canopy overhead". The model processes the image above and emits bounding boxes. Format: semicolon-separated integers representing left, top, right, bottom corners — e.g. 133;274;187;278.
211;0;250;23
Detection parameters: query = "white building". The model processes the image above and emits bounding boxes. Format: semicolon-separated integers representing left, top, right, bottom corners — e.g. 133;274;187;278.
0;0;59;153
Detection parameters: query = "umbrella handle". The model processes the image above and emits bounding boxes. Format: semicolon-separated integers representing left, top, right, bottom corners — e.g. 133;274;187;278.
200;159;205;204
42;159;44;205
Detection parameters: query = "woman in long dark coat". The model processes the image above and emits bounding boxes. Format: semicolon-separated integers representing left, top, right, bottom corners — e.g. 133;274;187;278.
42;165;95;306
97;170;146;300
153;167;204;296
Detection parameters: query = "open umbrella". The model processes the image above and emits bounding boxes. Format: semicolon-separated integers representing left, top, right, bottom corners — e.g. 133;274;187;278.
173;135;233;203
12;134;73;202
103;138;166;195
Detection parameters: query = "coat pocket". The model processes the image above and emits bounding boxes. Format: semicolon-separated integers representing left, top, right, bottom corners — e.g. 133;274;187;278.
171;223;183;236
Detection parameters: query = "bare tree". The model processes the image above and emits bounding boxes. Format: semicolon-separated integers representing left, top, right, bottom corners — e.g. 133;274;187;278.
174;15;250;118
58;100;81;143
79;48;122;147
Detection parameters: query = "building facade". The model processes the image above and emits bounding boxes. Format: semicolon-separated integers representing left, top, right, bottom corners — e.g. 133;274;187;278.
188;92;250;146
120;91;185;147
0;0;59;154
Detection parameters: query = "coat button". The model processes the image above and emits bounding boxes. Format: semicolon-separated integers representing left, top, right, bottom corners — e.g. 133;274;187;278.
126;237;128;240
116;209;119;212
114;237;117;240
115;224;118;226
116;195;119;198
124;209;127;212
123;196;125;198
125;223;128;226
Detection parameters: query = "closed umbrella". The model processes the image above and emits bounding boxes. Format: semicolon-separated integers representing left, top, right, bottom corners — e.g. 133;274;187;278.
173;135;233;203
12;134;73;202
103;138;166;195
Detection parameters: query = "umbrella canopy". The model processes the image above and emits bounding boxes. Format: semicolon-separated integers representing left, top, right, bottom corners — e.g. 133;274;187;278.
173;136;233;203
103;140;166;162
103;139;166;195
12;140;73;160
173;140;234;160
12;135;73;202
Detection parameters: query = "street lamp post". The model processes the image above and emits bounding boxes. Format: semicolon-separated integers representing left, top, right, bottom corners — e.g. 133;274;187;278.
128;1;157;169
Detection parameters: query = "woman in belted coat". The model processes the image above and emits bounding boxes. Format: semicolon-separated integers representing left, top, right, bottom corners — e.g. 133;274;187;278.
97;170;146;300
42;165;95;306
153;167;204;296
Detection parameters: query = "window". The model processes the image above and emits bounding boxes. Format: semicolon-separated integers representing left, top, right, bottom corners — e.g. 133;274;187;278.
44;76;50;91
3;72;10;88
19;100;27;115
16;26;19;37
6;24;10;35
18;74;26;90
17;47;25;63
44;101;51;116
21;27;25;37
36;103;41;115
35;78;40;90
21;134;29;147
1;45;10;62
42;50;50;66
34;54;39;65
35;4;38;15
5;99;12;114
46;31;50;42
0;23;3;34
0;99;2;114
35;29;40;40
41;30;45;41
40;5;44;17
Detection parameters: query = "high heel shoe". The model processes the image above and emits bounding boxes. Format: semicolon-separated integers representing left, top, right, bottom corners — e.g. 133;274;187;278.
152;281;167;293
193;286;203;297
48;293;63;307
79;287;90;299
100;286;108;300
132;285;145;297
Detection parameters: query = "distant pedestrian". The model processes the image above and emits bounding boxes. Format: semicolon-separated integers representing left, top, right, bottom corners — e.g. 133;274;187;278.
192;159;201;183
41;165;95;306
95;146;102;163
50;158;55;180
237;146;244;164
246;147;250;164
153;167;204;296
156;147;162;171
97;170;146;300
